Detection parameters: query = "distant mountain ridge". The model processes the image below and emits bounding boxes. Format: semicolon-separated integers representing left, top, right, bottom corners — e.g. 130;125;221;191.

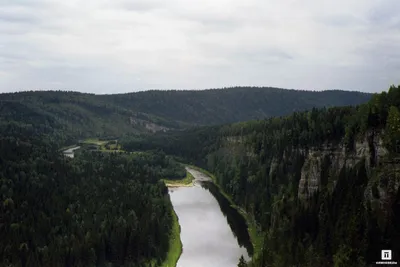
102;87;372;125
0;87;372;144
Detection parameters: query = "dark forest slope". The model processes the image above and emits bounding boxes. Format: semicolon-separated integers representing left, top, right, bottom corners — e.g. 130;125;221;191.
121;85;400;266
0;87;371;145
103;87;372;125
0;91;182;144
0;106;187;266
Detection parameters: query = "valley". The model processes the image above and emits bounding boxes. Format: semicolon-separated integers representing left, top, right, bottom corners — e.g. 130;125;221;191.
169;167;251;267
1;85;399;267
2;0;399;265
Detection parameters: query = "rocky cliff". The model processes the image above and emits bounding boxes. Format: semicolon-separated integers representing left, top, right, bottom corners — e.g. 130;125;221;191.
220;130;399;215
298;131;390;199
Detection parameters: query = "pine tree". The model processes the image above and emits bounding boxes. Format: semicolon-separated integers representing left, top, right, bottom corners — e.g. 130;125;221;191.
237;255;247;267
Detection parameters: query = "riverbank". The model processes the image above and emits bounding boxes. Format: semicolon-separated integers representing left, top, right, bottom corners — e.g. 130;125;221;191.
186;165;264;262
169;171;250;266
163;164;259;267
161;208;182;267
163;169;194;187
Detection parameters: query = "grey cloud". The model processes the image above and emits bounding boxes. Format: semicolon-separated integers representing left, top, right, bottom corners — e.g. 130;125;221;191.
230;48;293;66
0;0;399;93
316;14;363;27
0;12;37;24
367;1;400;25
0;0;44;7
116;0;164;12
363;45;400;70
189;16;242;33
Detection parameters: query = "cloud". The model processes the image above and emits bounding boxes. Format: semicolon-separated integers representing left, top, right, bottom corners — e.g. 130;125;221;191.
0;0;399;93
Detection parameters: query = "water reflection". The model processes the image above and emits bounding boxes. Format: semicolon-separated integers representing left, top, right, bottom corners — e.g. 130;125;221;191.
201;181;254;256
169;179;252;267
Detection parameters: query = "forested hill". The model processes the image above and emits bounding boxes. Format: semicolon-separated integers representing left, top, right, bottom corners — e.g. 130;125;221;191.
121;85;400;266
0;87;371;144
101;87;372;125
0;110;187;266
0;91;184;145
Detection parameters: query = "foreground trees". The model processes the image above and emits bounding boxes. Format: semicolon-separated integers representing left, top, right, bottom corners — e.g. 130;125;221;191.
0;136;182;267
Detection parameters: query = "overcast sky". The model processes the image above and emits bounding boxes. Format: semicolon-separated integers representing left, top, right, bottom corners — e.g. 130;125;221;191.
0;0;399;94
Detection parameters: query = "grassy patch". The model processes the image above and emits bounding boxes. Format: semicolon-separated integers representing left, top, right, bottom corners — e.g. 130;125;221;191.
160;209;182;267
98;149;125;153
163;171;194;187
107;143;121;150
81;138;109;146
79;138;126;153
245;215;264;260
186;164;264;260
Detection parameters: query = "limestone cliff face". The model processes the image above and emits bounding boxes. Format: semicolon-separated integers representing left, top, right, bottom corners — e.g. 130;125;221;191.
218;130;398;209
297;131;391;199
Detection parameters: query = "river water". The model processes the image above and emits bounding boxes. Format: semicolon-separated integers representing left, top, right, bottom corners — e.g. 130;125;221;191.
169;168;252;267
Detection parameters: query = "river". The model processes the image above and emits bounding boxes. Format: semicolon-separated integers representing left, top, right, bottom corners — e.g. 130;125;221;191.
61;147;252;265
169;168;252;267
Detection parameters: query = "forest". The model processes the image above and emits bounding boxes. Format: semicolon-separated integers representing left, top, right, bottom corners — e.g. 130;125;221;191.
0;87;371;144
121;85;400;266
103;87;371;125
0;85;396;267
0;115;187;267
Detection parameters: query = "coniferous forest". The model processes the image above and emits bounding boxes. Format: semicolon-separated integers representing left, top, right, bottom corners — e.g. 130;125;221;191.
0;120;187;266
0;87;371;140
0;86;399;266
121;85;400;266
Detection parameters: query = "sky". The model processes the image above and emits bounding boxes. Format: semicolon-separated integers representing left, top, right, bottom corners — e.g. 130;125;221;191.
0;0;399;94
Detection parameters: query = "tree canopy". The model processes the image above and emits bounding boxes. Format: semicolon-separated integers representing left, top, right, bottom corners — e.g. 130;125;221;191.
121;85;400;266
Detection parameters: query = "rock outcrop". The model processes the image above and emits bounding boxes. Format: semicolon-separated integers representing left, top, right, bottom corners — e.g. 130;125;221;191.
298;131;390;199
130;117;169;133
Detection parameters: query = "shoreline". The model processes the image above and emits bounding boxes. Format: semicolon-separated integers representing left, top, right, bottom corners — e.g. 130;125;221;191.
163;165;260;267
185;164;263;264
160;208;182;267
160;168;196;267
162;167;205;267
164;168;195;188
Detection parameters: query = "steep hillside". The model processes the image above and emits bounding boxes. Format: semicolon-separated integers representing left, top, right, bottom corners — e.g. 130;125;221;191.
103;87;372;125
121;85;400;266
0;87;371;145
0;91;183;144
